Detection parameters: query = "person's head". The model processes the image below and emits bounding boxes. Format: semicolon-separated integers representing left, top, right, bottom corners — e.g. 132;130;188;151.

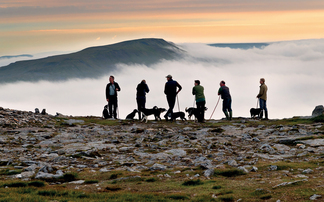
109;75;114;83
220;80;225;86
260;78;265;84
166;74;172;81
141;79;146;84
194;80;200;86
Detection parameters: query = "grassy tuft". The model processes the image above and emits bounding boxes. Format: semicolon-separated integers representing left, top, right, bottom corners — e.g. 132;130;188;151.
28;181;45;187
84;179;99;184
214;169;246;177
182;179;204;186
212;185;222;189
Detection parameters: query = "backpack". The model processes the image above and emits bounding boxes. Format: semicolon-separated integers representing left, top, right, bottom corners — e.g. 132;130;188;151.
102;105;110;119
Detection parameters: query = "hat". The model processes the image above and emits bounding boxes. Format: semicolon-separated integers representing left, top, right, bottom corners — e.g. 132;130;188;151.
166;74;172;78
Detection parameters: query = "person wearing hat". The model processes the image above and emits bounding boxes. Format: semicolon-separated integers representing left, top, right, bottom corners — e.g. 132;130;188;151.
257;78;268;120
164;75;182;120
218;80;232;120
192;80;206;122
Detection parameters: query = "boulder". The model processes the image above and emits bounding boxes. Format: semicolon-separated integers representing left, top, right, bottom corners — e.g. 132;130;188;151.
312;105;324;117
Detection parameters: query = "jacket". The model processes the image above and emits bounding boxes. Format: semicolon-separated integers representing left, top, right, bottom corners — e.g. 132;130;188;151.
136;81;149;97
164;79;182;97
218;85;231;100
257;83;267;100
106;82;121;99
192;85;205;102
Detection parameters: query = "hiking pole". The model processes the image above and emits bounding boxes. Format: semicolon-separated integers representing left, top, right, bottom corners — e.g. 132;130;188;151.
209;96;221;120
176;94;180;112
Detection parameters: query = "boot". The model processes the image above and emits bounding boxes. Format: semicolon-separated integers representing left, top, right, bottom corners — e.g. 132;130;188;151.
229;111;232;120
263;111;269;120
224;111;229;120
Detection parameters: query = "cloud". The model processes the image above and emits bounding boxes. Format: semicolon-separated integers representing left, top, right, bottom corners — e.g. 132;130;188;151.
0;39;323;120
96;37;100;40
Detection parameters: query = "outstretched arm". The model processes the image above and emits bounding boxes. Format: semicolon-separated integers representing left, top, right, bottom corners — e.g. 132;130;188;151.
176;82;182;94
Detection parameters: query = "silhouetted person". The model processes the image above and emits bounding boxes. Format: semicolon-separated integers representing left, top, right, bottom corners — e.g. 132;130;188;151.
218;80;232;120
164;75;182;121
257;78;268;120
136;80;149;120
192;80;206;122
106;75;121;119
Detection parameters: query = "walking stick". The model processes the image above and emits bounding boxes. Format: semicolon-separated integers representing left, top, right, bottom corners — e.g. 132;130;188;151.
209;96;221;120
176;94;180;112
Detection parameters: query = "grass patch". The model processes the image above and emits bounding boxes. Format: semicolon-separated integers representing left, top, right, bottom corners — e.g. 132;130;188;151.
28;181;45;187
61;172;78;182
168;194;190;200
105;186;122;192
2;182;27;188
214;169;246;177
145;177;157;182
84;179;99;184
219;196;234;202
212;185;222;189
182;179;204;186
0;169;22;175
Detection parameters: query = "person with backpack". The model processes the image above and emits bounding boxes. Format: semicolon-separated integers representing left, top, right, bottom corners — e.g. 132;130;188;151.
218;80;232;120
105;75;121;119
164;75;182;121
192;80;206;122
136;80;150;120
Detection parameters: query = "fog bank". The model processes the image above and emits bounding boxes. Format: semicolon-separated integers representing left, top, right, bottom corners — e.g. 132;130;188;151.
0;39;323;119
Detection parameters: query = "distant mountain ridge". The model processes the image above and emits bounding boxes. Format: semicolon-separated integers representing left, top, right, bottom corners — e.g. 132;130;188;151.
0;54;33;60
0;38;183;83
209;43;269;49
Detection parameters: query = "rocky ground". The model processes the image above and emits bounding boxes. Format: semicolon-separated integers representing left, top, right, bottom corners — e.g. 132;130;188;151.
0;106;324;201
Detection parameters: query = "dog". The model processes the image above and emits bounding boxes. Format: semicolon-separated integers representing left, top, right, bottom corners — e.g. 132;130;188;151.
250;108;262;119
125;109;138;120
185;107;208;120
140;106;166;123
170;112;186;122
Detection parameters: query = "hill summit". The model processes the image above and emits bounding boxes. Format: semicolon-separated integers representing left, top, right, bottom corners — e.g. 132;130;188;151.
0;38;183;83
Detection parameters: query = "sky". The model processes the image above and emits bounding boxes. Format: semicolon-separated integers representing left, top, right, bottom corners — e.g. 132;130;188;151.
1;0;324;55
0;39;323;119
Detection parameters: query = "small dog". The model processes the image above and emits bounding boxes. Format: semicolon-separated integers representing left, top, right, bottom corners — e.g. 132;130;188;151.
125;109;138;120
250;108;262;119
170;112;186;122
140;106;166;123
185;107;208;120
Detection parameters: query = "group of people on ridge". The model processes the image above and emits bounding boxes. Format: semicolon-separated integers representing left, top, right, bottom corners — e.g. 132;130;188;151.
105;75;268;121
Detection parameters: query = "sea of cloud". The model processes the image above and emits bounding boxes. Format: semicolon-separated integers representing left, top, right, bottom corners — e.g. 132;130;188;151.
0;39;323;119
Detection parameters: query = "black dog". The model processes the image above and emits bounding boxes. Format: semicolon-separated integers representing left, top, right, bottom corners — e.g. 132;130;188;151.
185;107;208;120
170;112;186;122
250;108;262;119
140;106;166;123
125;109;138;120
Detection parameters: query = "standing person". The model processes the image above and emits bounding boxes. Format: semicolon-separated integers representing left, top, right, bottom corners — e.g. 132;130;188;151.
218;80;232;120
105;75;121;119
136;80;150;120
164;75;182;121
257;78;268;120
192;80;206;122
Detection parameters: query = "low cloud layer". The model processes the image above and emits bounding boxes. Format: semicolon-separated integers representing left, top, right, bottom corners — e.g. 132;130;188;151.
0;39;323;119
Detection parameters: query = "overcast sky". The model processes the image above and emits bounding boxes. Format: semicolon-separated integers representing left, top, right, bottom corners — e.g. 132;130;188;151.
1;0;324;55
